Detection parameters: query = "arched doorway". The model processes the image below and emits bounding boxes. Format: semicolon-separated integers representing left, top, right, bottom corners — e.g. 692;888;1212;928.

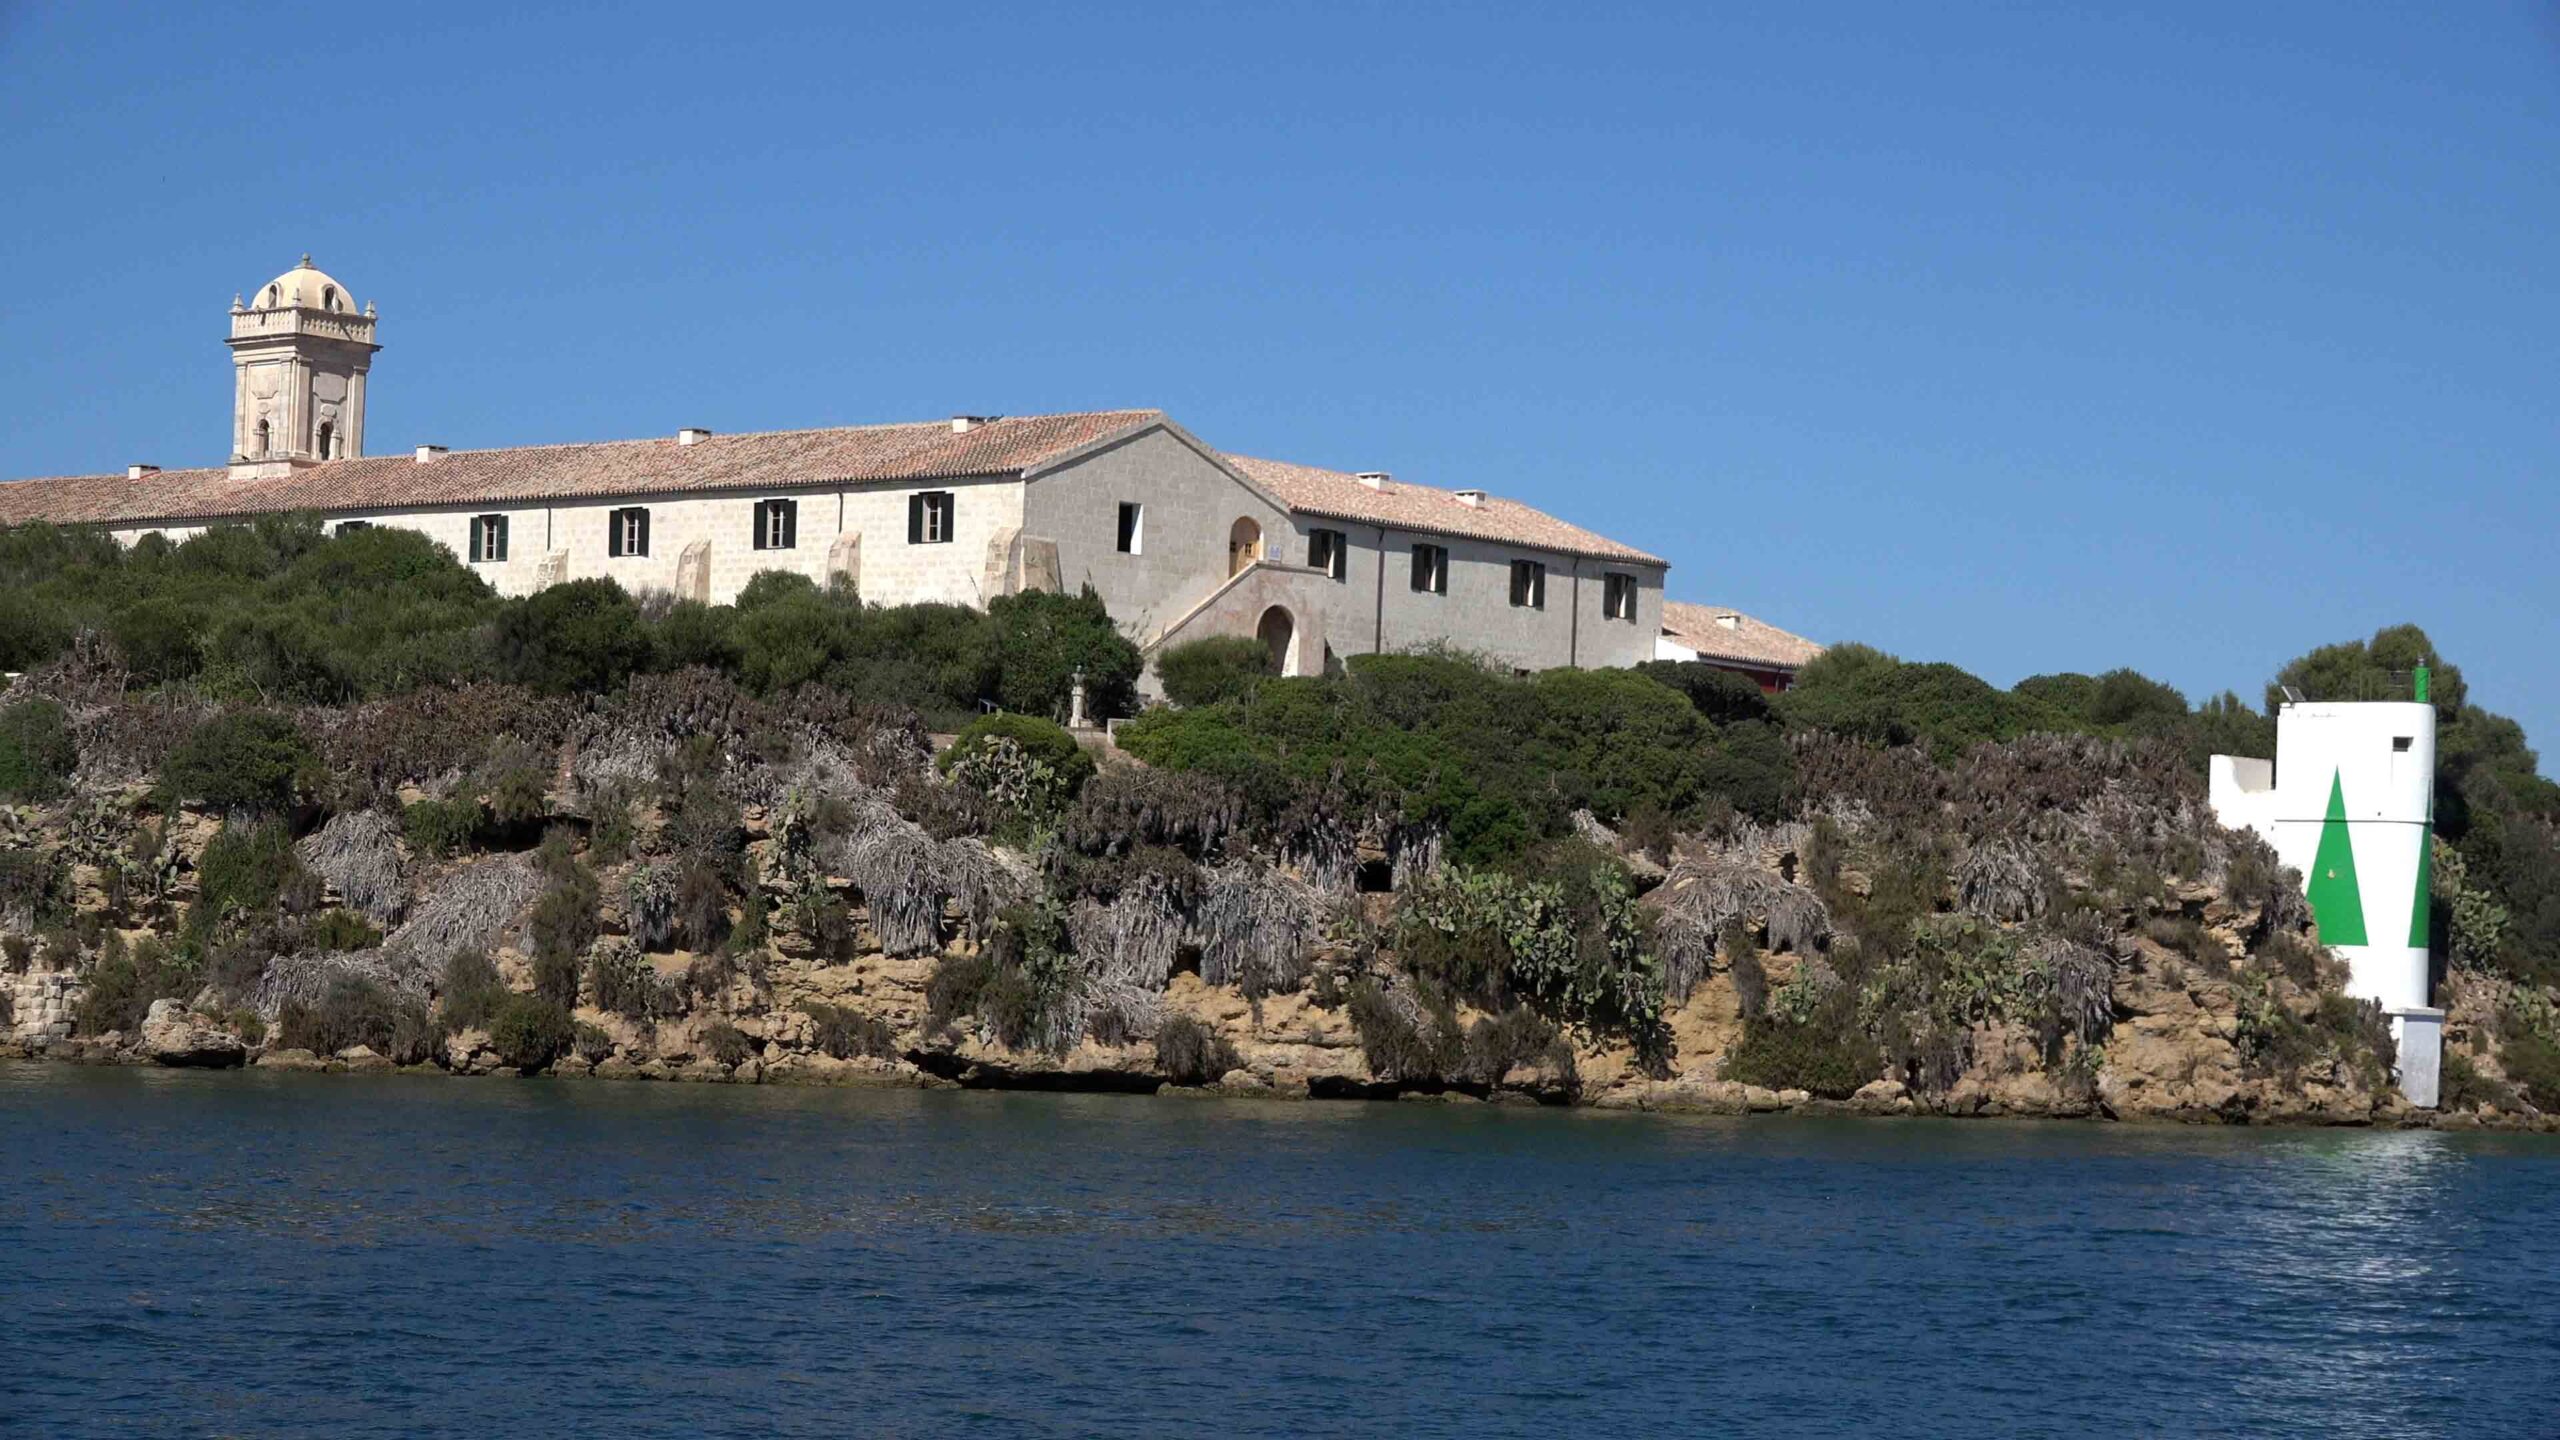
1256;605;1297;677
1227;517;1263;577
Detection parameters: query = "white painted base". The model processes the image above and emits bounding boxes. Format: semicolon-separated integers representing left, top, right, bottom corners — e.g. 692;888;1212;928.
2391;1007;2444;1110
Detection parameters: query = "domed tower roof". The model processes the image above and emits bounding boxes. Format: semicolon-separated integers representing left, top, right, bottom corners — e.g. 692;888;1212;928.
250;255;359;314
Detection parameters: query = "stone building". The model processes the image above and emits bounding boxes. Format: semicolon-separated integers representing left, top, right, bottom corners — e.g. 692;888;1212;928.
0;258;1678;688
1654;601;1826;693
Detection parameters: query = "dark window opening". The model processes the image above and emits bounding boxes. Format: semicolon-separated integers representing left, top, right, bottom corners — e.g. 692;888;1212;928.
469;514;508;564
1509;559;1546;610
1116;502;1142;554
316;422;334;459
334;520;371;538
1603;571;1638;621
1409;543;1448;595
608;506;651;558
754;498;798;551
909;491;955;544
1308;528;1347;581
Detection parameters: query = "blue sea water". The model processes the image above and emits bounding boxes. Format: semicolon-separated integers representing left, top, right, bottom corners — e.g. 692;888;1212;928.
3;1064;2556;1439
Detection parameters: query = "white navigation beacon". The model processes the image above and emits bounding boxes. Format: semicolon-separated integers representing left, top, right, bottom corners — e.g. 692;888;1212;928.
2208;664;2441;1107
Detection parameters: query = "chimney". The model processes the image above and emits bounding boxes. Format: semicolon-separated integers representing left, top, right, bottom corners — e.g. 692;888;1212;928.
127;464;159;479
1354;471;1392;490
414;445;449;464
1454;488;1487;508
678;427;712;446
1716;612;1743;630
950;415;993;434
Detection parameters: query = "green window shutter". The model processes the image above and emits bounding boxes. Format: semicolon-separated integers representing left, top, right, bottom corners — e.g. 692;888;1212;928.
752;501;768;552
782;499;797;550
2305;769;2369;947
636;508;650;557
908;494;924;544
607;510;624;558
495;516;508;562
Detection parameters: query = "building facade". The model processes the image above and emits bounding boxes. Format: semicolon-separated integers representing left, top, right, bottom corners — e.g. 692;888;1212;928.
0;259;1674;688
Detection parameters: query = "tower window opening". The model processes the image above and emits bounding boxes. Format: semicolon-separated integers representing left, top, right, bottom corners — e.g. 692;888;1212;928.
265;285;279;307
321;286;337;310
317;422;334;459
255;419;271;455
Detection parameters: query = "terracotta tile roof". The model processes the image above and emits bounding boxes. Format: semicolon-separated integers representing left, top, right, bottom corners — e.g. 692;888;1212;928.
1659;601;1825;672
0;410;1163;528
1223;454;1666;565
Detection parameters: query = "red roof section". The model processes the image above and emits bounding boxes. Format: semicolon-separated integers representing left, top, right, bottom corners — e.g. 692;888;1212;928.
0;411;1161;527
1224;454;1666;565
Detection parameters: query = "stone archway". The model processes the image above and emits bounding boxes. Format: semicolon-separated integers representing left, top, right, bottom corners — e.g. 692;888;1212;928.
1228;517;1264;577
1256;605;1298;677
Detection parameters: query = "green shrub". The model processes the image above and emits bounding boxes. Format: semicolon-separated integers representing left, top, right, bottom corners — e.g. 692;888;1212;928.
700;1020;755;1067
573;1022;615;1064
437;949;509;1034
588;944;674;1022
1156;636;1271;708
1154;1013;1242;1084
1347;979;1464;1083
402;797;481;858
74;935;193;1035
1722;1010;1881;1098
0;698;78;801
1464;1006;1565;1087
1634;660;1773;725
493;578;651;695
924;952;995;1034
276;976;438;1063
486;994;574;1072
196;821;311;921
109;598;204;683
0;848;65;930
941;712;1097;809
2503;1033;2560;1112
528;831;600;982
803;1001;896;1060
1777;644;2068;758
300;908;382;952
165;711;315;814
988;586;1141;721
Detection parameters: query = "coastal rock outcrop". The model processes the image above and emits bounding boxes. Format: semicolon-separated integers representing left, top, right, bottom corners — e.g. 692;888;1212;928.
138;1000;247;1068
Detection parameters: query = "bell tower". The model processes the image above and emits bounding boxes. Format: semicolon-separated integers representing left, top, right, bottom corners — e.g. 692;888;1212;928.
228;255;379;467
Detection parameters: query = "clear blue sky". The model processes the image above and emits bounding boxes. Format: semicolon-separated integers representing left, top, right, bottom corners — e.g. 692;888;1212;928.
3;3;2555;755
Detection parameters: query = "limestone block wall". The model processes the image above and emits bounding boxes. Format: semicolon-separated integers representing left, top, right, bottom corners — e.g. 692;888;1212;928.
110;474;1029;608
4;970;82;1041
1292;518;1664;673
1029;427;1295;644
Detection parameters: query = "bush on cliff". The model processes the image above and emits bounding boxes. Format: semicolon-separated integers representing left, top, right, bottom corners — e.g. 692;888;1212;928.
1156;636;1271;708
277;976;438;1064
802;1001;896;1060
163;710;316;816
1721;1009;1882;1099
1154;1014;1242;1084
73;935;191;1036
436;950;509;1034
495;578;653;696
0;698;77;802
988;586;1142;723
487;994;575;1072
2502;1034;2560;1113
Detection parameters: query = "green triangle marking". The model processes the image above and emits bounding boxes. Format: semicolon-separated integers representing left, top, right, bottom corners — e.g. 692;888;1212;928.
2306;769;2368;946
2408;824;2433;949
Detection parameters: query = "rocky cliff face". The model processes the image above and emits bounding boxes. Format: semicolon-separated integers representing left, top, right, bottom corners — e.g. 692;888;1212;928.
5;696;2560;1132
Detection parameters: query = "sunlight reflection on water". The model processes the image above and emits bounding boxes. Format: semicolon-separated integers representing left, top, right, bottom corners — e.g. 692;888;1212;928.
5;1065;2557;1439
